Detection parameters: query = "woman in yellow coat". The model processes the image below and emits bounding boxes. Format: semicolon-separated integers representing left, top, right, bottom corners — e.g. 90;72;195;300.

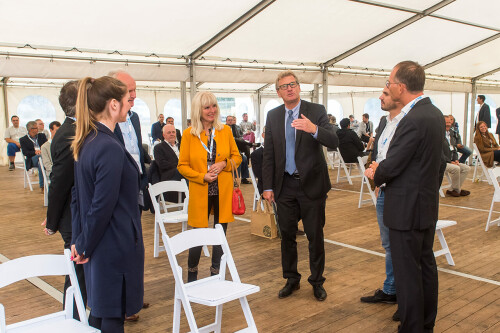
178;91;241;282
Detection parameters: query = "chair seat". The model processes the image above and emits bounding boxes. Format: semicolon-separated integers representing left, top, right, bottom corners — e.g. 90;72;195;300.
159;212;188;223
436;220;457;230
7;318;99;333
186;279;259;306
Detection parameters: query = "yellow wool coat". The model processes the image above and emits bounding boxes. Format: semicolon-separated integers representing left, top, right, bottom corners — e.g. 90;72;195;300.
177;125;242;228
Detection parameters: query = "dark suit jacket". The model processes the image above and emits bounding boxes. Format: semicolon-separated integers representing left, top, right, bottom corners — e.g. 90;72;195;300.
153;141;183;182
478;103;491;128
176;128;182;146
371;116;388;162
20;133;48;169
496;107;500;134
46;117;75;233
71;122;143;318
250;146;263;194
151;121;165;142
263;100;338;200
337;128;364;163
374;97;445;231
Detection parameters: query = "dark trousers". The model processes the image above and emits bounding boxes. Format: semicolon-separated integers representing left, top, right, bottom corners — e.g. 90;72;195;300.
494;150;500;162
89;315;125;333
390;227;438;333
276;174;326;286
60;230;87;321
188;195;228;271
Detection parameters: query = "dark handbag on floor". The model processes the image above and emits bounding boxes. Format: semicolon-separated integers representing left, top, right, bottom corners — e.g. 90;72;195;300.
230;159;246;215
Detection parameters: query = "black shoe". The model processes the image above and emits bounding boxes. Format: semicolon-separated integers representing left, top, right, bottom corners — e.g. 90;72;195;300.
313;285;327;301
278;280;300;299
187;270;198;283
9;163;14;171
252;143;261;148
241;178;251;184
360;289;397;304
392;308;400;322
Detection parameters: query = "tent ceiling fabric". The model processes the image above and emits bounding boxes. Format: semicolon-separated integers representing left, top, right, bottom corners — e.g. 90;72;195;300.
0;0;499;87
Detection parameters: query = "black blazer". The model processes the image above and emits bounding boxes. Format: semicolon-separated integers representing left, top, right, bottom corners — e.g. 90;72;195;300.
176;128;182;147
250;146;263;194
374;97;445;231
20;133;48;169
46;117;75;233
263;100;338;200
151;121;164;142
478;103;491;128
337;128;364;163
153;141;183;182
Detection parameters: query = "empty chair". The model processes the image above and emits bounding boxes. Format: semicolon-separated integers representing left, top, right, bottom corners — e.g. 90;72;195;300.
162;224;259;333
485;168;500;231
472;143;492;185
335;148;353;185
39;156;50;206
0;249;98;333
438;172;453;198
356;156;376;208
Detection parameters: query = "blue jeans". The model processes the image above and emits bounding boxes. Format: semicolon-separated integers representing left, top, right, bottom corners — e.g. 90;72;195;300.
238;154;249;179
457;146;472;164
29;155;44;188
376;190;396;295
7;142;20;157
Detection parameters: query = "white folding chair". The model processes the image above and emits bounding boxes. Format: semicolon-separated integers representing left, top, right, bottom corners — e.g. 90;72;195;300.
356;156;376;208
434;220;457;266
39;156;50;206
148;180;209;258
472;143;492;184
485;168;500;231
162;224;259;333
20;153;39;192
0;249;99;333
248;167;261;211
335;149;361;185
438;172;453;198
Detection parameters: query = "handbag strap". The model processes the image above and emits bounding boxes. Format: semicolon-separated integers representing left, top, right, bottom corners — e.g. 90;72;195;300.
256;195;273;214
229;158;241;188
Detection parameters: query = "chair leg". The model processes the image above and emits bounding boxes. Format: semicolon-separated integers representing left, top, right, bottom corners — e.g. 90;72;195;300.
182;298;200;333
214;304;223;333
172;297;181;333
358;177;364;208
239;297;257;331
486;199;495;232
154;221;160;258
202;245;210;257
435;229;454;266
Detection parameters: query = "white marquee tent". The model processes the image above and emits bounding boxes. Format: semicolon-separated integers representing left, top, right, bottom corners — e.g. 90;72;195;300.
1;0;500;164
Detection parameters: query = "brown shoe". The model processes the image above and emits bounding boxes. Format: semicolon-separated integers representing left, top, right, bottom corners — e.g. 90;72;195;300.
446;190;460;197
142;302;150;309
125;314;139;322
460;190;470;196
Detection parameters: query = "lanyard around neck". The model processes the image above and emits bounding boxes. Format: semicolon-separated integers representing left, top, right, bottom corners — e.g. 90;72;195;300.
199;128;215;160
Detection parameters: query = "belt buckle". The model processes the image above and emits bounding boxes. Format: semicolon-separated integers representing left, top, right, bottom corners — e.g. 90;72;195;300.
292;173;300;180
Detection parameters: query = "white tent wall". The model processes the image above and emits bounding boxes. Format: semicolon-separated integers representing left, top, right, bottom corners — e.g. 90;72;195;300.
0;85;6;166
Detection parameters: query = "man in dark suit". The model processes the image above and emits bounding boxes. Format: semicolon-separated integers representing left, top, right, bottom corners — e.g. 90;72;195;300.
43;80;87;320
109;70;149;319
20;120;47;189
263;70;338;301
151;113;165;143
476;94;491;128
366;61;444;332
250;129;265;194
165;116;182;146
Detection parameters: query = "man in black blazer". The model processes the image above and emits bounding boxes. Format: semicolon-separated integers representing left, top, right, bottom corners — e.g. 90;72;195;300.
20;120;47;189
263;71;338;301
43;80;87;319
367;61;444;332
151;113;165;143
166;116;182;146
476;94;491;128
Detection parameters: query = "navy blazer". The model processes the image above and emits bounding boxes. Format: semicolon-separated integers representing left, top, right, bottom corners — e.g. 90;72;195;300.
374;98;444;231
71;122;144;318
20;133;48;169
151;121;164;142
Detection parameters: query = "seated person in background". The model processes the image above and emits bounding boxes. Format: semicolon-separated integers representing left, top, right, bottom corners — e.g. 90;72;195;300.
337;118;365;163
4;115;27;171
40;121;61;178
358;113;374;143
474;120;500;167
250;128;265;194
443;116;470;197
226;115;251;184
35;119;51;139
448;115;471;164
349;115;360;133
165;116;182;146
240;112;256;143
20;120;47;190
151;113;165;143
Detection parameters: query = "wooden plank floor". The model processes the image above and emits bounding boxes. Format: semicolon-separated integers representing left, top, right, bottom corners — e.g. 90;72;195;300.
0;165;499;332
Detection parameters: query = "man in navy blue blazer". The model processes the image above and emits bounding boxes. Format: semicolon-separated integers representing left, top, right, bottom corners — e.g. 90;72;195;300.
20;120;47;189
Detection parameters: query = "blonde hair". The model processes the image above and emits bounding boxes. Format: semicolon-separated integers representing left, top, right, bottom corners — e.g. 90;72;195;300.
275;70;300;90
190;91;224;136
72;76;127;160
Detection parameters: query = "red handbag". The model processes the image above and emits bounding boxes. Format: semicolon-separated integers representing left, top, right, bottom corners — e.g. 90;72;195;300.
230;159;246;215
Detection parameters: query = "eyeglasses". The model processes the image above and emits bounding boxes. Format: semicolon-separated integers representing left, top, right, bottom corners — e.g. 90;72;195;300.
385;80;400;88
278;81;299;90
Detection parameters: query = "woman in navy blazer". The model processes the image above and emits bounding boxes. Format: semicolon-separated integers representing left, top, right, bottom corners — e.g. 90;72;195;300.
70;76;144;333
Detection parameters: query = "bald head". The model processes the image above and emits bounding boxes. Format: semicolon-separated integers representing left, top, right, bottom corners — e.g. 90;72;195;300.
163;124;177;145
109;70;136;107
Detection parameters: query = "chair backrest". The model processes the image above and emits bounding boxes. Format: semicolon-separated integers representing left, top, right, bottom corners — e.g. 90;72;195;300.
248;167;260;209
148;179;189;215
473;143;485;165
488;168;500;201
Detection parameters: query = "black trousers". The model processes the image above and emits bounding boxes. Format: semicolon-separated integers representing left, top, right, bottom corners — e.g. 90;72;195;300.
390;227;438;333
188;195;228;271
60;230;87;321
276;174;326;286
